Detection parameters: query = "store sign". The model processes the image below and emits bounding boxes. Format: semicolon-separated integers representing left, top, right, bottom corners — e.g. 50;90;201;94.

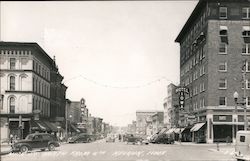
219;116;227;121
176;86;189;94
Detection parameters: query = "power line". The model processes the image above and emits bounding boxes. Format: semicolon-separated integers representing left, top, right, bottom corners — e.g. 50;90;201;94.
63;75;174;89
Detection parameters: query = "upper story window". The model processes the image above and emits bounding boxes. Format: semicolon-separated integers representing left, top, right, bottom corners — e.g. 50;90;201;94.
242;44;250;54
9;97;15;114
10;76;15;91
219;43;227;54
219;97;226;106
10;58;16;69
219;7;227;19
242;7;250;19
243;26;250;37
218;62;227;72
219;78;227;89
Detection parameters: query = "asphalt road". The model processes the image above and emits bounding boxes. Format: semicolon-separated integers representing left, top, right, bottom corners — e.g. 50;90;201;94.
1;140;236;161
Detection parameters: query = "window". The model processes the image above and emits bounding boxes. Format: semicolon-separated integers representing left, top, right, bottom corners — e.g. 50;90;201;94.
240;136;246;142
10;76;15;91
219;62;227;71
219;43;227;54
219;7;227;19
242;7;250;19
9;97;15;113
242;44;250;54
219;78;227;89
10;58;16;69
247;97;250;106
219;97;226;106
242;26;250;37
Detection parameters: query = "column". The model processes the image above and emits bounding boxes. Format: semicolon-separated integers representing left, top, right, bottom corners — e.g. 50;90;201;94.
206;114;213;143
232;114;237;143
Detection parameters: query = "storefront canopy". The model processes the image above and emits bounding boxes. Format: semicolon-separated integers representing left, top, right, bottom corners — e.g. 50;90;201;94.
190;123;205;132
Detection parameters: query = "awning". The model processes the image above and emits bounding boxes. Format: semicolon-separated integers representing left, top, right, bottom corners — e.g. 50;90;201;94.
243;26;250;31
173;128;185;133
43;121;58;132
37;120;51;131
220;26;228;30
190;123;205;132
158;128;167;135
165;128;175;134
70;124;81;133
30;120;42;131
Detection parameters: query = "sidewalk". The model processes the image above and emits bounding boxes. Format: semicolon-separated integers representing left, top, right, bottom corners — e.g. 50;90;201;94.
0;143;12;156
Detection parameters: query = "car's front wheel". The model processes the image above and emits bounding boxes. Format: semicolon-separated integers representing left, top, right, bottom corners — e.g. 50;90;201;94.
48;144;55;151
20;145;29;153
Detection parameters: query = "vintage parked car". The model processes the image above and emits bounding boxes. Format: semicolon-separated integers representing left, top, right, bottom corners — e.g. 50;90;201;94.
68;133;93;143
11;133;60;153
235;131;250;161
125;134;144;145
151;133;174;144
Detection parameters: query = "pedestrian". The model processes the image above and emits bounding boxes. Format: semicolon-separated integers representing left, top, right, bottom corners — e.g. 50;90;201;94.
9;134;13;144
118;134;121;142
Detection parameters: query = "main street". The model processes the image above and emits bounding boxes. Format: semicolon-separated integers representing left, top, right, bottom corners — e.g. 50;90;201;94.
1;140;235;161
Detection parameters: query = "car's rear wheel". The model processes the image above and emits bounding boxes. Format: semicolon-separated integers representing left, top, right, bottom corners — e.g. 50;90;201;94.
20;145;29;153
48;144;55;151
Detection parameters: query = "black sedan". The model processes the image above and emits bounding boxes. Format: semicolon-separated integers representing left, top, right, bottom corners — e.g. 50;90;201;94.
11;133;60;153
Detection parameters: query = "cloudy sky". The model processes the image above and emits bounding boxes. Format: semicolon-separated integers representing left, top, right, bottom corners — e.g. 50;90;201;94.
1;1;198;126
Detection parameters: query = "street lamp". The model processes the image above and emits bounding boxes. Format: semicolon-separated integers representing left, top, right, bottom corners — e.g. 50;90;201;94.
233;91;248;131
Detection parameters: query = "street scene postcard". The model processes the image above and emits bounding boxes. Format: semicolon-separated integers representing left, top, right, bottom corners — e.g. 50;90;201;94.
0;0;250;161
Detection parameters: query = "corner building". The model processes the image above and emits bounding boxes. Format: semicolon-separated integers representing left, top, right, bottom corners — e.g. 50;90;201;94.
175;0;250;143
0;42;67;140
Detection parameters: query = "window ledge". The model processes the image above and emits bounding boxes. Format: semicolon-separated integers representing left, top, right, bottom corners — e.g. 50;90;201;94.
218;53;227;55
218;70;227;72
218;88;227;90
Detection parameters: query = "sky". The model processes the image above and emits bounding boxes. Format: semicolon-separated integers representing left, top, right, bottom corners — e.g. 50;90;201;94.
0;1;198;126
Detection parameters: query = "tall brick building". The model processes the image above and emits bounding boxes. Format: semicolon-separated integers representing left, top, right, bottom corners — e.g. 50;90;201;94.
175;0;250;143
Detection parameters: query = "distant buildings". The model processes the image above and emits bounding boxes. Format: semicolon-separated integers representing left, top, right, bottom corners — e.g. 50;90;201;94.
136;110;163;136
175;0;250;143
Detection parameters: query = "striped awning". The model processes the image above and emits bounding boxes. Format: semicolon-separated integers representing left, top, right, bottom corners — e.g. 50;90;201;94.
190;123;205;132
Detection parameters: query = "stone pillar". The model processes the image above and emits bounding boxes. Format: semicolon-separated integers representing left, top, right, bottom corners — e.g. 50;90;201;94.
206;114;213;143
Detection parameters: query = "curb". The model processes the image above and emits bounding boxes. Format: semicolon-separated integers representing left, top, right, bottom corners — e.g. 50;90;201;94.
0;150;11;156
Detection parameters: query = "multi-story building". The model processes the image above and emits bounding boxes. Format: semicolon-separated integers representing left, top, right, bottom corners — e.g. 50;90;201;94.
152;112;164;134
163;97;169;128
136;110;162;136
0;42;66;140
175;0;250;143
166;83;179;128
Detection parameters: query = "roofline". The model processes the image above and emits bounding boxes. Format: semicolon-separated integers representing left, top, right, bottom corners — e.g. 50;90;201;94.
0;41;54;64
175;0;206;43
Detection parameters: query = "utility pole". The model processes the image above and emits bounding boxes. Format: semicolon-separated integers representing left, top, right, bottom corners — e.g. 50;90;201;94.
243;60;248;131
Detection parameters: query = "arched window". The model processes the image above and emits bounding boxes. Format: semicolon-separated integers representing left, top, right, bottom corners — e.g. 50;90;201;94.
10;76;15;91
9;97;15;113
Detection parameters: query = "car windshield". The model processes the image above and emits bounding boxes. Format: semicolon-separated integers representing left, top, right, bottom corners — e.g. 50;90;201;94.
25;134;34;140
